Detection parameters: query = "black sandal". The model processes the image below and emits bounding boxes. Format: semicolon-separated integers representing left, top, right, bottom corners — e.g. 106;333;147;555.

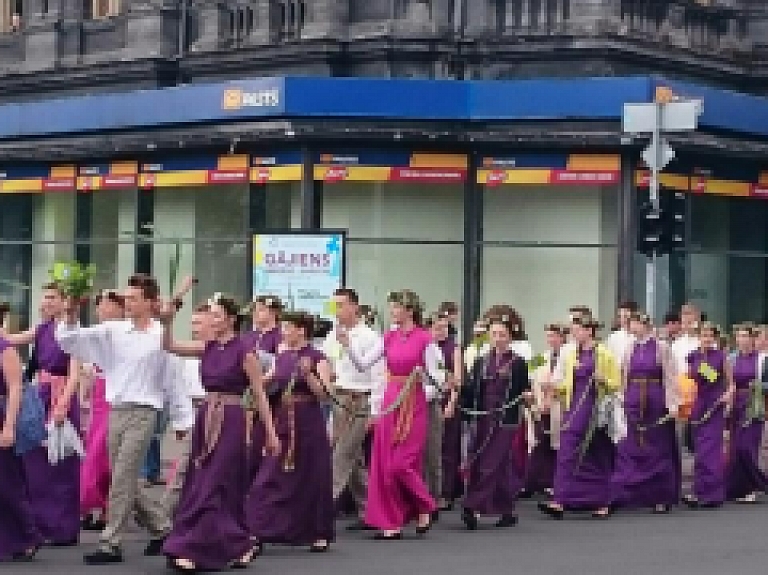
309;541;330;553
537;501;565;520
12;546;39;562
373;532;402;541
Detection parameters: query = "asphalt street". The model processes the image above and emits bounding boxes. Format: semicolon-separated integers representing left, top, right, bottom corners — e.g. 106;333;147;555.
7;496;768;575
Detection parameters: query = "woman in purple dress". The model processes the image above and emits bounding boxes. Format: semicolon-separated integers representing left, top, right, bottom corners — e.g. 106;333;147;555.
725;324;768;503
243;295;283;356
0;335;43;562
247;311;334;552
539;308;620;519
612;312;681;513
461;308;531;529
4;283;81;546
428;312;463;511
160;294;279;572
525;323;566;496
683;322;733;508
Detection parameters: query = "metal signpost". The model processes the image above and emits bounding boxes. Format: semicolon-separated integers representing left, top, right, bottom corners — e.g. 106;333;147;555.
623;88;702;320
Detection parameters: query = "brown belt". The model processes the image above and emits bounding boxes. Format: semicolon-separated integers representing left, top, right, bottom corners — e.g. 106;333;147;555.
195;392;248;467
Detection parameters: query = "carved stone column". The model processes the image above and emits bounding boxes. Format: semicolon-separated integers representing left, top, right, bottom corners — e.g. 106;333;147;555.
123;0;179;58
249;0;280;44
301;0;349;39
189;0;232;51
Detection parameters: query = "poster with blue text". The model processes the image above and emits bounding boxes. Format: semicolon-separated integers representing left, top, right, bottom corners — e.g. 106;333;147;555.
252;231;346;320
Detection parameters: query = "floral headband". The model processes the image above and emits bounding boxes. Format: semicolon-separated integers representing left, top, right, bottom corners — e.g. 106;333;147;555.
545;323;568;336
569;309;602;328
207;292;223;307
698;321;721;336
732;322;756;336
387;290;423;312
488;313;522;335
629;311;652;325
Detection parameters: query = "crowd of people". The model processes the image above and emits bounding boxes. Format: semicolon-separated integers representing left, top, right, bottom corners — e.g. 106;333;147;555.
0;276;766;572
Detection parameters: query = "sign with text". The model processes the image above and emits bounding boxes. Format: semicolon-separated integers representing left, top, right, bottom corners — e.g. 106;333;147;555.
252;232;346;320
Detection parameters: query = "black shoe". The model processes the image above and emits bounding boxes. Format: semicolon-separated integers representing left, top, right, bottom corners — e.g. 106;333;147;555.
143;537;166;557
461;507;478;531
431;510;440;522
538;501;565;520
82;516;107;532
309;541;330;553
11;546;39;562
373;532;402;541
415;516;433;535
84;546;123;565
345;520;374;532
167;556;198;573
438;501;454;512
591;508;611;519
652;504;670;514
682;495;699;509
518;489;534;499
495;515;518;528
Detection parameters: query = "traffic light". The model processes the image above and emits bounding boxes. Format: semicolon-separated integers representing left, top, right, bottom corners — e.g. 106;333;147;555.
637;199;664;256
636;187;686;256
660;187;686;252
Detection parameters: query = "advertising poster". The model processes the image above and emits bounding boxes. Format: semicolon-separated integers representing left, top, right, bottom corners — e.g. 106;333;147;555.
252;231;346;320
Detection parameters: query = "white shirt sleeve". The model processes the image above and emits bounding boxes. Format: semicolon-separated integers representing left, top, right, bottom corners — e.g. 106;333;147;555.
423;343;445;402
345;336;385;372
55;320;113;369
161;354;196;432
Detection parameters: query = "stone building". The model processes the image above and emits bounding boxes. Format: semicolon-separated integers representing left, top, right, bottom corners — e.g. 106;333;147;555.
0;0;766;342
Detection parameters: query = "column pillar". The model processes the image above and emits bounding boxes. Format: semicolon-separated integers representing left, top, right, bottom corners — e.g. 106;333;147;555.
617;150;635;305
462;151;481;344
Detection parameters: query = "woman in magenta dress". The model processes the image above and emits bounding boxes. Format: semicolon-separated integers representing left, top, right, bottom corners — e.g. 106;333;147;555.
247;311;334;552
683;322;733;508
612;312;681;513
161;294;279;572
340;290;442;540
0;335;43;562
461;308;531;529
725;324;768;503
4;283;81;546
80;290;125;531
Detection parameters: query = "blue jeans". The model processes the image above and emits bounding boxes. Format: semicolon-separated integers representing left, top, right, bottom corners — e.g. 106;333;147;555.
141;408;168;481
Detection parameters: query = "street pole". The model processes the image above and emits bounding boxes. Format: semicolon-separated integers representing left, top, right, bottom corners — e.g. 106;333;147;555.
647;102;662;321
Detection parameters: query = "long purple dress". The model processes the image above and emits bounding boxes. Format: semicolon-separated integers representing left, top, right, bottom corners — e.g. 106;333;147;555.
612;338;681;508
0;338;42;561
439;337;462;502
553;348;615;509
525;351;559;493
687;348;726;506
726;351;768;500
242;326;280;483
23;319;81;545
247;345;334;545
462;349;529;516
163;337;255;569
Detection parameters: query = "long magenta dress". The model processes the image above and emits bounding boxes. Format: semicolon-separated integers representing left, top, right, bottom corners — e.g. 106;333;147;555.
80;368;110;516
364;327;437;531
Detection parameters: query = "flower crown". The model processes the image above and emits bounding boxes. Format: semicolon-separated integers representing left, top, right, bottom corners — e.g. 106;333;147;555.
207;292;223;307
387;290;423;312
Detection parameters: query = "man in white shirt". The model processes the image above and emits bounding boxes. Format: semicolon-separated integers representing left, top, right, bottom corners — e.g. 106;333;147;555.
56;274;195;565
605;301;637;366
323;288;385;531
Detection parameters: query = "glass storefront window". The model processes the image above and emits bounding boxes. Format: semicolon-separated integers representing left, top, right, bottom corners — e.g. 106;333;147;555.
88;188;138;294
0;192;75;330
482;184;618;349
322;181;464;325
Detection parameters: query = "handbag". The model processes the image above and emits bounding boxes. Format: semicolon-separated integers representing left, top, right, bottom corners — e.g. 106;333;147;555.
12;379;47;456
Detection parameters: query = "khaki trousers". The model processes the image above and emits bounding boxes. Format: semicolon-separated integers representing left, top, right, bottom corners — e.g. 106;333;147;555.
424;399;443;500
332;391;370;514
100;405;171;548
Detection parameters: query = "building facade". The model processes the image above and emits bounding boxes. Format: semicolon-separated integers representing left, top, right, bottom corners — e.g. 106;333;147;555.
0;0;767;344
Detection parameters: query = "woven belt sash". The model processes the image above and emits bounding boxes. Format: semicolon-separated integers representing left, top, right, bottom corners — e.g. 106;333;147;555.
195;392;250;467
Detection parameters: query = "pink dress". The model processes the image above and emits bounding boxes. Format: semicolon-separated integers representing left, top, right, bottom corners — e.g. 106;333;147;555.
80;369;110;515
364;327;436;530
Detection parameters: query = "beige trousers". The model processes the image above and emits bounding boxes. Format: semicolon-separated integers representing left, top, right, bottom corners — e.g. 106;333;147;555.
332;391;370;514
424;399;443;500
100;405;171;548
